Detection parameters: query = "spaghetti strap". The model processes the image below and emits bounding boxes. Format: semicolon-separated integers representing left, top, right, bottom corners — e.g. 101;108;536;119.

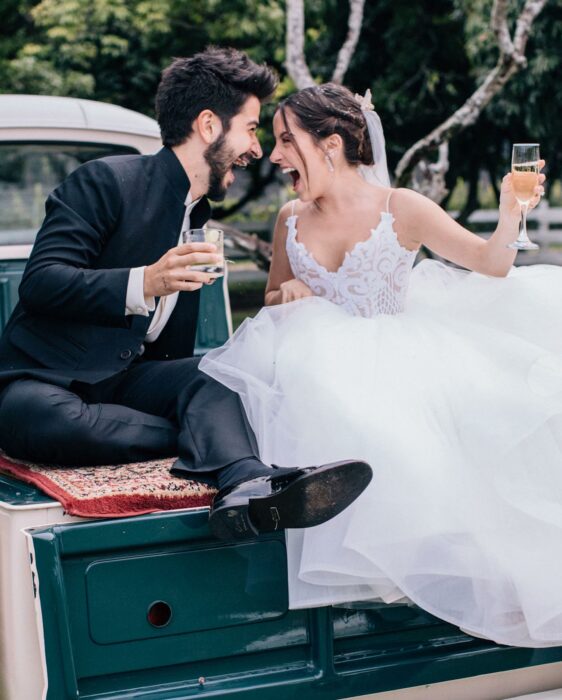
290;199;297;216
385;189;393;214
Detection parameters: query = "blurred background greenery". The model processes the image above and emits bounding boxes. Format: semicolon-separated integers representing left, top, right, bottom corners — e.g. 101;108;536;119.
1;0;560;213
1;0;560;322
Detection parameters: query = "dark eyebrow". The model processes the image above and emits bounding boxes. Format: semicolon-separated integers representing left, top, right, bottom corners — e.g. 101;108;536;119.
248;119;259;127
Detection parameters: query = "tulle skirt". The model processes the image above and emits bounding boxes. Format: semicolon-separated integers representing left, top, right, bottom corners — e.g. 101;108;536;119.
200;260;562;647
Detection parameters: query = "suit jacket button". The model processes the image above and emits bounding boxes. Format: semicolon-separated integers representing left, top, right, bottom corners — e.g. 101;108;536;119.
120;349;132;360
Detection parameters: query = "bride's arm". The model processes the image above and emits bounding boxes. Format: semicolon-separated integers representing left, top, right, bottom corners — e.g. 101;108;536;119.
394;165;545;277
265;204;293;305
265;203;313;305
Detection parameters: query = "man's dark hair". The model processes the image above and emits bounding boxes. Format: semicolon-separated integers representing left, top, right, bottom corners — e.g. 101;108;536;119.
156;46;278;147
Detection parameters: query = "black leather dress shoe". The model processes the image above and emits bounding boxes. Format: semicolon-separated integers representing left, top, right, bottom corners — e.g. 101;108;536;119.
208;460;372;541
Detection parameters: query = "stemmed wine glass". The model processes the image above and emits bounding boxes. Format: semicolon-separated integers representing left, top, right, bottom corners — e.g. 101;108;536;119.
508;143;540;250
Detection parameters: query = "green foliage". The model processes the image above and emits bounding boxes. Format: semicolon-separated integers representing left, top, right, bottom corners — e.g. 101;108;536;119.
345;0;560;208
0;0;558;213
0;0;173;107
344;0;472;169
451;0;562;209
0;0;288;113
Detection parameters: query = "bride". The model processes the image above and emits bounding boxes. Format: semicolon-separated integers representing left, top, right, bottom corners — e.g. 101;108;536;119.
200;82;561;648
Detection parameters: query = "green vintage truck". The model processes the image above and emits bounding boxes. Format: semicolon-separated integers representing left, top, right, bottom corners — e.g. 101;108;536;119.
1;95;562;700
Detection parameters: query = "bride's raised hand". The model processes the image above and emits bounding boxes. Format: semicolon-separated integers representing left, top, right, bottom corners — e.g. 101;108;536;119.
499;159;546;220
280;278;314;303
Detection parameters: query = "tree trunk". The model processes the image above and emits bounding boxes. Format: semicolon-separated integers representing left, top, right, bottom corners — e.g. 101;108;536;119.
394;0;548;199
285;0;315;89
332;0;366;84
285;0;366;89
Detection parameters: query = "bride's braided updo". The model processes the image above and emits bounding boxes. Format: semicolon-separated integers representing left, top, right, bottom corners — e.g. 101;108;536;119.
278;83;374;167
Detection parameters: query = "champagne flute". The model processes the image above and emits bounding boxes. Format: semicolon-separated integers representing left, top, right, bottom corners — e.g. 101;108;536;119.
508;143;540;250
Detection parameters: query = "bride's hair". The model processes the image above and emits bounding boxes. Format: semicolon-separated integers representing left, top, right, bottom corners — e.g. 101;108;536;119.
277;83;374;167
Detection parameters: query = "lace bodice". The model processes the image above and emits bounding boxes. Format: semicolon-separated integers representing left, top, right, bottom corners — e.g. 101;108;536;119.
286;210;417;318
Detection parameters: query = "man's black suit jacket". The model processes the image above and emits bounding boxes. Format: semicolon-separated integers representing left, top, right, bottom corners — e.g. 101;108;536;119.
0;147;211;389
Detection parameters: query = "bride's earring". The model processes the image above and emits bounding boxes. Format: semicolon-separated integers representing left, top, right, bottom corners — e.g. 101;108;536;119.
325;151;335;173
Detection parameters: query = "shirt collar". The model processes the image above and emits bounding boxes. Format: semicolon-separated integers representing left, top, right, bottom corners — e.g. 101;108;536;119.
156;146;205;208
155;147;211;224
155;146;190;202
184;191;202;213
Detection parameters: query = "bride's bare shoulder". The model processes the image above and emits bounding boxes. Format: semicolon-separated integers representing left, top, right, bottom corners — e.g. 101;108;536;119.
273;200;306;239
277;199;314;222
389;187;443;220
391;187;439;212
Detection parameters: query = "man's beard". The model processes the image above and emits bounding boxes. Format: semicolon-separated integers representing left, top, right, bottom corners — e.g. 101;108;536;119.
204;134;237;201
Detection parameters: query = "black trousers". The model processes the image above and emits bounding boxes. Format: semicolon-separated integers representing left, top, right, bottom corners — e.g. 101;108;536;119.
0;357;260;483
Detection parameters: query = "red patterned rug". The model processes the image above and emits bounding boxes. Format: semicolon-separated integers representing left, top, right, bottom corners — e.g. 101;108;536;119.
0;453;216;518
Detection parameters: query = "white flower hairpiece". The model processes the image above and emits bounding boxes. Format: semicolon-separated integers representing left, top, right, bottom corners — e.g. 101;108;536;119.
354;88;374;112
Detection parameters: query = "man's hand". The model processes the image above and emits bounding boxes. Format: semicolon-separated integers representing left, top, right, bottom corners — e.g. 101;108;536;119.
144;242;222;297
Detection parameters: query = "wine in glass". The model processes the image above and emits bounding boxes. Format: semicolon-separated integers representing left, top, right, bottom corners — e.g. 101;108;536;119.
508;143;540;250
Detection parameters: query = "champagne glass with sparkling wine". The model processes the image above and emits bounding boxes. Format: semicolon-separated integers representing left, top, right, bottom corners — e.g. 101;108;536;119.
508;143;540;250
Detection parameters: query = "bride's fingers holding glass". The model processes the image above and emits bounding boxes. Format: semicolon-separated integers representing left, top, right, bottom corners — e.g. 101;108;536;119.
529;160;547;210
499;173;524;221
499;159;546;219
528;183;546;210
536;160;547;194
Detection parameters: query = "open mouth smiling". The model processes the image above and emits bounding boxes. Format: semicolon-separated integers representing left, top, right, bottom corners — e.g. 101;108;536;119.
226;154;252;183
282;166;301;189
233;154;252;169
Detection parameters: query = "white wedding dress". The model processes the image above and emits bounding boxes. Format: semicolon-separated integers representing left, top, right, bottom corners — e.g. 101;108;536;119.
200;198;562;648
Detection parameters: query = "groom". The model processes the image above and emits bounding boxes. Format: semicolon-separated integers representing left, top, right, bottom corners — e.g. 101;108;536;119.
0;47;372;540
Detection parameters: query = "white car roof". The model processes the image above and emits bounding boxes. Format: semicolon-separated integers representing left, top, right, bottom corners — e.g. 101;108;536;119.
0;94;160;139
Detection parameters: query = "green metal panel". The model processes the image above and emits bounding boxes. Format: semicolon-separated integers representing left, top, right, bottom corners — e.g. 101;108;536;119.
0;473;56;506
84;542;288;644
0;259;230;348
330;607;562;697
28;513;562;700
194;277;231;353
29;514;311;700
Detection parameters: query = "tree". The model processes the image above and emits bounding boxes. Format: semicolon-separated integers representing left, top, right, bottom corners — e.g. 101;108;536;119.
394;0;548;201
460;0;562;204
1;0;557;221
0;0;287;220
285;0;366;88
0;0;172;106
283;0;548;202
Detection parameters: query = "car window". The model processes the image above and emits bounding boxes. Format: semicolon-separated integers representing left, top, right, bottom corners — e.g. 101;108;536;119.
0;142;138;245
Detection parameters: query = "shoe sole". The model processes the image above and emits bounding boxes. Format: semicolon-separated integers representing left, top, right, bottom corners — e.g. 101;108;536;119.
248;460;372;533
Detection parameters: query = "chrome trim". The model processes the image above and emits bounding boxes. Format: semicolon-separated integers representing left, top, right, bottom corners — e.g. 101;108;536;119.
0;245;32;261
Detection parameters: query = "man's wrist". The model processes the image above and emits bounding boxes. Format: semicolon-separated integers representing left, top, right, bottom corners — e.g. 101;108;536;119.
143;264;154;299
126;266;155;316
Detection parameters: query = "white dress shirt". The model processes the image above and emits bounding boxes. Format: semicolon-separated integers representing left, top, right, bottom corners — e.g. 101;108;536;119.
125;192;200;343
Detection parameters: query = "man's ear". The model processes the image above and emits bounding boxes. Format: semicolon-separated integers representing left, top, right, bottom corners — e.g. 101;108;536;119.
194;109;222;145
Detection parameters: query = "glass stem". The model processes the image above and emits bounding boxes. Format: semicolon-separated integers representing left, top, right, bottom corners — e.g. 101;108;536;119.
518;202;530;244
